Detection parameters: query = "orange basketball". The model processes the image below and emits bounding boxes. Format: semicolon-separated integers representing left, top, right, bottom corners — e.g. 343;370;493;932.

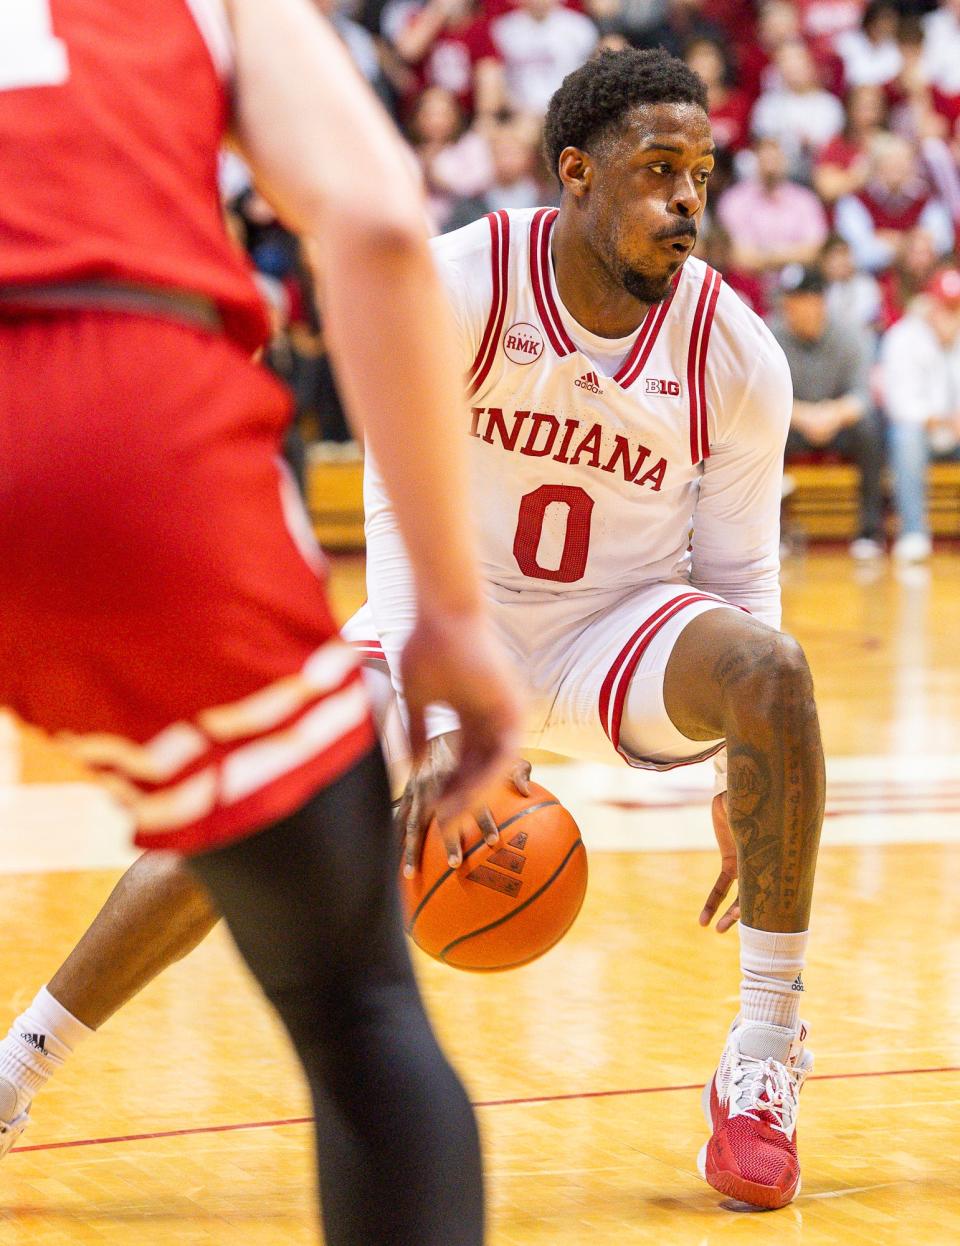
399;780;587;971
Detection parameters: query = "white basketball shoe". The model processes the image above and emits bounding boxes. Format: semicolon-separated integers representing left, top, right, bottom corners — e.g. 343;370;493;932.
0;1076;31;1160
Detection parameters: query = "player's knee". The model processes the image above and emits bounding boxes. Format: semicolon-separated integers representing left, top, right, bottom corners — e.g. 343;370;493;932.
723;631;816;733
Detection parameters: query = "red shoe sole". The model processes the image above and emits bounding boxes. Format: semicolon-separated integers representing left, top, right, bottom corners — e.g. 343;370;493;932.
704;1164;799;1210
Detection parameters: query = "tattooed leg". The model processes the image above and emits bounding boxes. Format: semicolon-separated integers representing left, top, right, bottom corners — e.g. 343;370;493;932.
662;609;825;932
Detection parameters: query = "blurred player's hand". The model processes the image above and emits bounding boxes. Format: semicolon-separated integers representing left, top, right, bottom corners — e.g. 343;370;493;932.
395;729;531;877
699;792;740;933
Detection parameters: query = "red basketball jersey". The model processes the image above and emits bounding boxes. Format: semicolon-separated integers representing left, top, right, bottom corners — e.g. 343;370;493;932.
0;0;268;351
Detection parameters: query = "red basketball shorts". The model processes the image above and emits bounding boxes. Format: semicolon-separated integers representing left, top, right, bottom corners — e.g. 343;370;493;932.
0;311;374;855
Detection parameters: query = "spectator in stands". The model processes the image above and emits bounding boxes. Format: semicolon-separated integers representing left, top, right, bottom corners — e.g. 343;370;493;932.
751;39;846;179
315;0;395;113
794;0;864;62
821;233;883;331
923;0;960;100
684;37;751;152
445;120;544;230
490;0;598;119
406;85;493;230
877;224;941;329
582;0;667;47
774;263;887;559
813;83;887;208
880;265;960;560
835;132;954;272
640;0;728;58
737;1;803;104
835;1;903;89
716;136;829;284
392;0;505;122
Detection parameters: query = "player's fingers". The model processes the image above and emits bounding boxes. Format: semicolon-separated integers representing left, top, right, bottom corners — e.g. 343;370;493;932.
698;870;734;927
437;813;465;870
394;787;412;842
716;897;741;934
475;806;500;848
511;759;532;797
402;789;431;879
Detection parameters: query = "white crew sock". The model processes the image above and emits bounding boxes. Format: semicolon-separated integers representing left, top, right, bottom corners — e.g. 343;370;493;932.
0;987;93;1120
739;923;808;1034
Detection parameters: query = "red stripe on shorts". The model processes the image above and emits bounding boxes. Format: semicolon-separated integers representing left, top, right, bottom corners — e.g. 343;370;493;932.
598;592;720;761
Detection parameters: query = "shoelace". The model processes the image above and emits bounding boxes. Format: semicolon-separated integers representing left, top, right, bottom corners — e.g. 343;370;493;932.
729;1055;805;1136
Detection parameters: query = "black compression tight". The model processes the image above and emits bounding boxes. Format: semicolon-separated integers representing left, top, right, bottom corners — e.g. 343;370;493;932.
188;749;484;1246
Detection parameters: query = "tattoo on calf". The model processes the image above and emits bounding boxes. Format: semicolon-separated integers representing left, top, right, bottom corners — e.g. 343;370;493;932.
724;648;825;931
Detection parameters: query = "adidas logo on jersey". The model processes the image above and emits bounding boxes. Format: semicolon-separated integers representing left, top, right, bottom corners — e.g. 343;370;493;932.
645;377;681;396
574;371;603;394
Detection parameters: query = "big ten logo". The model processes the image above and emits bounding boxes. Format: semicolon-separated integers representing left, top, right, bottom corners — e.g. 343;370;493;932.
466;830;529;897
645;377;681;396
503;322;544;365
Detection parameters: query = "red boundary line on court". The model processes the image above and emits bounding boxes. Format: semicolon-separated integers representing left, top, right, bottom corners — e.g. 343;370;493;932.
11;1063;960;1155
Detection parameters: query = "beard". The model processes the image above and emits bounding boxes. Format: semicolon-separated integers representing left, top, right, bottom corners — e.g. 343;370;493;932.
619;265;677;304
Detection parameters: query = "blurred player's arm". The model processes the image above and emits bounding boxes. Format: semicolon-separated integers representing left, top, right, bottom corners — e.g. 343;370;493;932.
225;0;520;814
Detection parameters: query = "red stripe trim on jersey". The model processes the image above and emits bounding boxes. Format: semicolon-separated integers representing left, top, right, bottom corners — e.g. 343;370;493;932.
615;293;674;389
598;593;718;756
529;209;574;357
466;213;502;390
538;211;576;354
613;269;682;389
696;270;722;463
611;304;658;386
686;267;718;464
467;211;511;398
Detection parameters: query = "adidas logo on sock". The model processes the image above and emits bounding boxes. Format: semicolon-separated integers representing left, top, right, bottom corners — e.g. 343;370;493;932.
574;370;603;394
791;974;804;993
20;1032;46;1053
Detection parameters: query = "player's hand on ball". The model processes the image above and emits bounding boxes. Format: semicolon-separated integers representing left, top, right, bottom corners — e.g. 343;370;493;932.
400;605;522;825
396;732;532;876
700;791;740;933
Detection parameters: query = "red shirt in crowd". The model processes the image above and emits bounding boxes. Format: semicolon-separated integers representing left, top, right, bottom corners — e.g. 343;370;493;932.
402;15;501;116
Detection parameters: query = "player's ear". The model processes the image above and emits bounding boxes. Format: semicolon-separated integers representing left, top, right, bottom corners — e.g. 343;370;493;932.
557;147;593;197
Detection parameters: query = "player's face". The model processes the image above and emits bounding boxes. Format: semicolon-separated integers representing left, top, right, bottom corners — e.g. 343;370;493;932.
588;102;714;305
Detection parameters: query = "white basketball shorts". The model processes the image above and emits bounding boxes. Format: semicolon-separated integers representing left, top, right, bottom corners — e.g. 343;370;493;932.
342;580;735;772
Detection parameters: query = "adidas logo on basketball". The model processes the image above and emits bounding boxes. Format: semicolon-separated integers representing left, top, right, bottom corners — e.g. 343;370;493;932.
575;370;603;394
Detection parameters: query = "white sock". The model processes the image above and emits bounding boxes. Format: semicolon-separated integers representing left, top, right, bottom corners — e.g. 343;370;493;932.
0;987;93;1119
739;923;808;1034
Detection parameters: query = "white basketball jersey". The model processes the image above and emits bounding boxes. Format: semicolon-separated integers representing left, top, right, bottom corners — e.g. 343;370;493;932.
365;206;791;644
410;207;791;600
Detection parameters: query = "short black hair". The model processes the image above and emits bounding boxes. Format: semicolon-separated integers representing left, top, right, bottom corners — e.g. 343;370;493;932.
543;48;708;182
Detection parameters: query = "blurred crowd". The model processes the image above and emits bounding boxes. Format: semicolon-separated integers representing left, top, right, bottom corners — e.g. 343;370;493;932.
227;0;960;560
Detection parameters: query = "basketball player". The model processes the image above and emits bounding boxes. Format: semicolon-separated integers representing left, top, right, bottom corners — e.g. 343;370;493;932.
0;1;521;1243
0;45;824;1215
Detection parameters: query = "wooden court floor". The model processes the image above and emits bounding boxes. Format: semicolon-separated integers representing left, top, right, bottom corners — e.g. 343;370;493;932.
1;549;959;1244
